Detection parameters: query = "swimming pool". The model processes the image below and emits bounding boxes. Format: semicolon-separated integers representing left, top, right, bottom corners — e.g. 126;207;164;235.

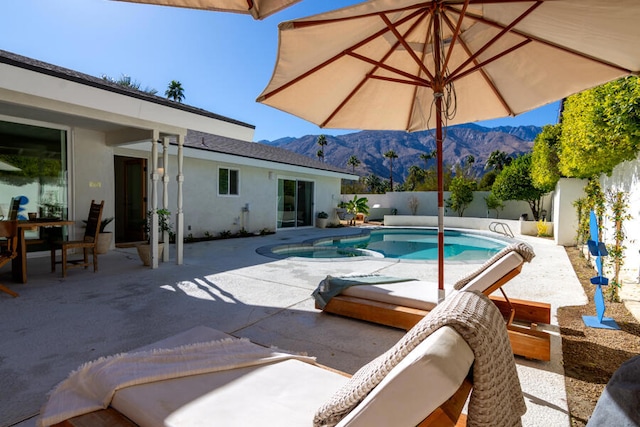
264;228;508;261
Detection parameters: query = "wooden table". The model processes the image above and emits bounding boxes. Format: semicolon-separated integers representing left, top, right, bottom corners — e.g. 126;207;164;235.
12;219;74;284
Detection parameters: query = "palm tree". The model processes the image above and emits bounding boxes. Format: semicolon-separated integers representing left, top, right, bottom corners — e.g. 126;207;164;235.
485;150;512;172
463;154;476;178
383;149;398;190
316;149;325;162
364;174;383;194
316;135;327;162
347;155;361;173
165;80;185;103
419;150;435;170
101;73;157;95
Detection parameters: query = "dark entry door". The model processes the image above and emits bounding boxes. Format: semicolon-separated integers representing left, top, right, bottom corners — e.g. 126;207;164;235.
115;156;147;242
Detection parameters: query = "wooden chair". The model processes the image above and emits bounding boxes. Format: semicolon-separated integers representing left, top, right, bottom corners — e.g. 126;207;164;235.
51;200;104;278
8;196;20;220
0;220;19;297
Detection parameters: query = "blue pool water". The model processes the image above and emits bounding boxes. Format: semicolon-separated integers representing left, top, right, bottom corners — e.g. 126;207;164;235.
269;228;508;261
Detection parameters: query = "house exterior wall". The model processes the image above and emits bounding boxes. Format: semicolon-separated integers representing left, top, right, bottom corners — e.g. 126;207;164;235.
165;155;342;236
112;145;345;238
71;128;116;238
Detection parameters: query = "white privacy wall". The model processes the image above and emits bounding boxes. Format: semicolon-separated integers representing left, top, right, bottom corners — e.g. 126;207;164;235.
600;152;640;285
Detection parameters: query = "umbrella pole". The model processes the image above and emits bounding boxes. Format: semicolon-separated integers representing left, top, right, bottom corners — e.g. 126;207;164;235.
434;9;445;296
436;93;445;296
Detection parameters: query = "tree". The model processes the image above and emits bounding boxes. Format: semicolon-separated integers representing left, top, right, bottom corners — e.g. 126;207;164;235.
316;135;327;163
102;73;157;95
364;174;384;194
316;149;325;162
485;193;505;218
477;170;497;190
419;150;435;170
165;80;185;102
531;124;562;191
347;155;361;173
455;154;476;178
418;165;454;191
485;150;512;173
383;149;398;190
446;176;476;217
492;154;547;220
559;76;640;178
402;165;426;191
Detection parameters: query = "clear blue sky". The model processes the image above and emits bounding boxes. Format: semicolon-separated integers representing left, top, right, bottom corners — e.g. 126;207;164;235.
1;0;561;141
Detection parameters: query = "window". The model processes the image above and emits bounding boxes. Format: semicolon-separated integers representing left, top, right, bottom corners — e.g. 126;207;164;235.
0;120;68;220
218;168;239;196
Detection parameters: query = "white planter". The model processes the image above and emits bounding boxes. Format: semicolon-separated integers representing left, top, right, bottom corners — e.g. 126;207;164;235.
96;232;112;254
136;243;165;266
316;217;328;228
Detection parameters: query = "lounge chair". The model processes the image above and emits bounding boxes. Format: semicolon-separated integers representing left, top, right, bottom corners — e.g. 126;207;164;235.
313;242;551;361
40;291;526;427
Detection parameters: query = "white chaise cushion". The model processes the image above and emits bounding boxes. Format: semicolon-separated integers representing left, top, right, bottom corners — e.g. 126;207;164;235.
112;359;348;427
458;251;524;293
338;251;525;311
341;279;440;311
336;326;474;426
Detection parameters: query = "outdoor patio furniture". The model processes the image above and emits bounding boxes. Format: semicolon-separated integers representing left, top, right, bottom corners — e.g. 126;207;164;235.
40;291;525;427
8;197;20;221
0;220;19;297
50;200;104;278
313;242;552;361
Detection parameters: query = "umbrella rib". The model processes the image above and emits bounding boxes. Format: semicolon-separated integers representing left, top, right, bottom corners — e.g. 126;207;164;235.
463;10;634;74
407;13;436;131
260;8;428;102
441;13;514;116
379;12;434;82
441;0;470;74
347;52;432;87
287;3;433;29
321;11;432;128
451;39;532;83
447;1;542;81
368;74;432;87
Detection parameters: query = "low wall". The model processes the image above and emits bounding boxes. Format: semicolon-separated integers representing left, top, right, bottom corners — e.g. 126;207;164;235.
382;215;553;237
344;191;553;221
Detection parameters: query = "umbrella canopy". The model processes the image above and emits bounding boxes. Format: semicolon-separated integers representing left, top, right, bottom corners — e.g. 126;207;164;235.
258;0;640;291
113;0;301;19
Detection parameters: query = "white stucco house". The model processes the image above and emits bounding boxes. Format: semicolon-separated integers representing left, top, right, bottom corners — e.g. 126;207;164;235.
0;49;355;267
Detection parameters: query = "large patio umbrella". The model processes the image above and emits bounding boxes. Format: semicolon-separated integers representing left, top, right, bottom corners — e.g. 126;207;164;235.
257;0;640;292
113;0;301;19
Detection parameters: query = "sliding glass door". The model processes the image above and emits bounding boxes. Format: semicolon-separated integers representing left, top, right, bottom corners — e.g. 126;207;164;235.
277;178;314;228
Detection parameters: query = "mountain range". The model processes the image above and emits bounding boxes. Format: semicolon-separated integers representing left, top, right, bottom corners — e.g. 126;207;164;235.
260;123;542;181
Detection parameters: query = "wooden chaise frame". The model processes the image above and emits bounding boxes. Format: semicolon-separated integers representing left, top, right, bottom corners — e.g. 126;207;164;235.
53;364;472;427
319;265;552;362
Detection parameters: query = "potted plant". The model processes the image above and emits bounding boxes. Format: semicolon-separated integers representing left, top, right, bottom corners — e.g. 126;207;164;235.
345;195;369;225
136;209;173;266
95;217;114;254
316;211;329;228
82;217;114;254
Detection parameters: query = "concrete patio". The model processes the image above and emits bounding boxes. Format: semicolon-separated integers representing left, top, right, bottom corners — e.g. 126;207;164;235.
1;226;587;427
